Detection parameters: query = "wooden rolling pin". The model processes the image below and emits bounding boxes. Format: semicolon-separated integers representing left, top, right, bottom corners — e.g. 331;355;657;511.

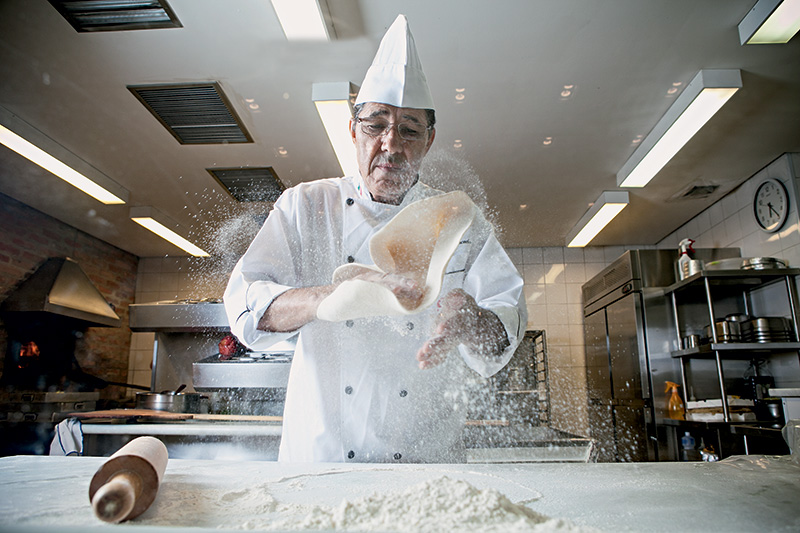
88;436;168;523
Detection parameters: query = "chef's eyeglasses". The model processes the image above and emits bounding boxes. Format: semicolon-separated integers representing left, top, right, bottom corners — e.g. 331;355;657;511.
356;117;432;142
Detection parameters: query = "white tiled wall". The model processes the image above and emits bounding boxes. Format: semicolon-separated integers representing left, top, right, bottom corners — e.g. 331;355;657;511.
126;153;800;436
657;153;800;264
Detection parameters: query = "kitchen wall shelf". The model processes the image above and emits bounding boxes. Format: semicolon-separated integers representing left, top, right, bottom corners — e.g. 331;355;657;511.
665;268;800;292
664;268;800;423
672;342;800;359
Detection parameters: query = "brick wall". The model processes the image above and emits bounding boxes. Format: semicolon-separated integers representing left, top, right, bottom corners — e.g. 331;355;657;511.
0;193;138;399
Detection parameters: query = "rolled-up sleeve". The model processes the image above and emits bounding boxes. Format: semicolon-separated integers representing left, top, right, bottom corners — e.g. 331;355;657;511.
457;227;527;378
223;190;305;351
223;260;296;350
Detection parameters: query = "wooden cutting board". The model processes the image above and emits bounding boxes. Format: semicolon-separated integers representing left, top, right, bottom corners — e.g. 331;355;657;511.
69;409;193;420
69;409;283;423
192;414;282;422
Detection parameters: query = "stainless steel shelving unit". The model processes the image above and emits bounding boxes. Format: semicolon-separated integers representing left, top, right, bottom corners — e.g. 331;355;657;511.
665;268;800;422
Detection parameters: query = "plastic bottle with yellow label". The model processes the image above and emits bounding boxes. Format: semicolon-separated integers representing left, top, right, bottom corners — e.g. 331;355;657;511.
665;381;685;420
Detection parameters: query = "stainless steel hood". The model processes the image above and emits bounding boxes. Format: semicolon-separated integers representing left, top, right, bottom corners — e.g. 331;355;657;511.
1;257;120;328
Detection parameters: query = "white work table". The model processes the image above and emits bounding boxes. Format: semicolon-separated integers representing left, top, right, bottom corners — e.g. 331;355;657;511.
1;455;799;532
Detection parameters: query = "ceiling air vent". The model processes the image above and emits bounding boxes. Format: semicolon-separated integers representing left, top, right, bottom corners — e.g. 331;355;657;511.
48;0;182;32
208;167;285;203
681;184;719;198
129;83;253;145
668;183;720;202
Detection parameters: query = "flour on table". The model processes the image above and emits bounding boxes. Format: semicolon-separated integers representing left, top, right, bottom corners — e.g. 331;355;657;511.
132;472;596;532
245;476;594;532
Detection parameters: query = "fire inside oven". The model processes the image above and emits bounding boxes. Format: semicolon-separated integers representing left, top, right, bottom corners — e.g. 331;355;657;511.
1;318;101;392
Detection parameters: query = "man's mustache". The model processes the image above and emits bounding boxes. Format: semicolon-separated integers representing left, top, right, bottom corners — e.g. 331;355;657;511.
375;154;411;169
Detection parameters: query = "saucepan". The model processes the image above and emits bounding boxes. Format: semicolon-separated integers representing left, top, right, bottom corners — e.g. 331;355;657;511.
135;385;209;413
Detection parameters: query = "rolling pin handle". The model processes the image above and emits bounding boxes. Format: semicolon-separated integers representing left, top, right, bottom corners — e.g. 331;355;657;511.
91;471;142;523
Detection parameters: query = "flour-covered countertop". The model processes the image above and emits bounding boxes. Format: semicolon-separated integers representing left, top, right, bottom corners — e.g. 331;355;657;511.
1;455;799;532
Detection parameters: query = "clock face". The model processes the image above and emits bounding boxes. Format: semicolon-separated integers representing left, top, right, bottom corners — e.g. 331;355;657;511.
753;178;789;233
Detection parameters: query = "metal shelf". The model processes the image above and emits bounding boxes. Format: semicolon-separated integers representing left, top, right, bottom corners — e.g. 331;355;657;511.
671;342;800;359
667;268;800;423
129;301;229;332
664;268;800;295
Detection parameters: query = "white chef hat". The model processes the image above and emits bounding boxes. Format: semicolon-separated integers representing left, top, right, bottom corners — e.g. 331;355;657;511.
355;14;435;110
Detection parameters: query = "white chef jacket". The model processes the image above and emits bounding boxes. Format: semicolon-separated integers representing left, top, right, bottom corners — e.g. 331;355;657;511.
224;174;526;463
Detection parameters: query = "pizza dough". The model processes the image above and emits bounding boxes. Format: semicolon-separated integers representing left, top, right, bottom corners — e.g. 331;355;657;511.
317;191;476;321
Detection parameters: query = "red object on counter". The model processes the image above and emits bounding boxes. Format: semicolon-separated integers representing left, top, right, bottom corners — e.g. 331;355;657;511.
218;335;239;359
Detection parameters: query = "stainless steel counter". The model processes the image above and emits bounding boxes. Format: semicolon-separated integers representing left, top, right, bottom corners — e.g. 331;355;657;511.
1;454;799;532
79;420;283;461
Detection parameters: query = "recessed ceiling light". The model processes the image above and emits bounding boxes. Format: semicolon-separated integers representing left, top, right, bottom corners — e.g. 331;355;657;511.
560;84;576;100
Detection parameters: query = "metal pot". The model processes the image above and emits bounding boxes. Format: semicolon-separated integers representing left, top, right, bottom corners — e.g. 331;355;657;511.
135;391;209;413
703;320;741;343
741;257;787;270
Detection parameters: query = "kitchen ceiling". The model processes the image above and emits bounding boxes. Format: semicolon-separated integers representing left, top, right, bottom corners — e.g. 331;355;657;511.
0;0;798;258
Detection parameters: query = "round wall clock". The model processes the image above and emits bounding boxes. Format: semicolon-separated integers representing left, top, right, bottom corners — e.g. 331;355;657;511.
753;177;789;233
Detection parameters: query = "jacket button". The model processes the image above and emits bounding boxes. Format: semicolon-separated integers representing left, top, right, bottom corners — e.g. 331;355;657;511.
347;255;355;263
399;390;408;397
393;453;402;460
345;320;354;328
346;197;354;206
347;450;355;459
345;385;353;395
406;322;414;330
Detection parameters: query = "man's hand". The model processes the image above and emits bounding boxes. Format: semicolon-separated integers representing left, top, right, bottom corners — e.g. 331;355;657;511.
416;289;509;370
348;270;425;310
257;271;423;332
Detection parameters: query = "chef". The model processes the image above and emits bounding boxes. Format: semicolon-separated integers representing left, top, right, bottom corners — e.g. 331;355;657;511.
224;14;526;463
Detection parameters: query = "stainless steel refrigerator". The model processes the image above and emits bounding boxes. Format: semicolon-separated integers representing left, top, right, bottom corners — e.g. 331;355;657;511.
582;248;739;462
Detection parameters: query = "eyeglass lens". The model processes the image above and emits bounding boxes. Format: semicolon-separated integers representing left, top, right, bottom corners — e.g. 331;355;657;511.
359;119;426;141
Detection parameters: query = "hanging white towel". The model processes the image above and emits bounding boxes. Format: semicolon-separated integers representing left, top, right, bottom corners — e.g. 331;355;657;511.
49;418;83;456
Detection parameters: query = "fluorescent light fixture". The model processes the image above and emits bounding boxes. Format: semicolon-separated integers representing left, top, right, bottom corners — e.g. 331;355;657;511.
566;191;630;248
739;0;800;44
130;206;209;257
0;106;128;205
617;70;741;188
312;82;359;178
270;0;330;40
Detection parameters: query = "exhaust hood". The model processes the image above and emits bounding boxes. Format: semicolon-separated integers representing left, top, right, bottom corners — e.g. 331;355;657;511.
1;257;121;328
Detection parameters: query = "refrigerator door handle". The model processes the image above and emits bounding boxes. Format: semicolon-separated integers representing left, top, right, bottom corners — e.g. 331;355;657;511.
621;282;634;295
